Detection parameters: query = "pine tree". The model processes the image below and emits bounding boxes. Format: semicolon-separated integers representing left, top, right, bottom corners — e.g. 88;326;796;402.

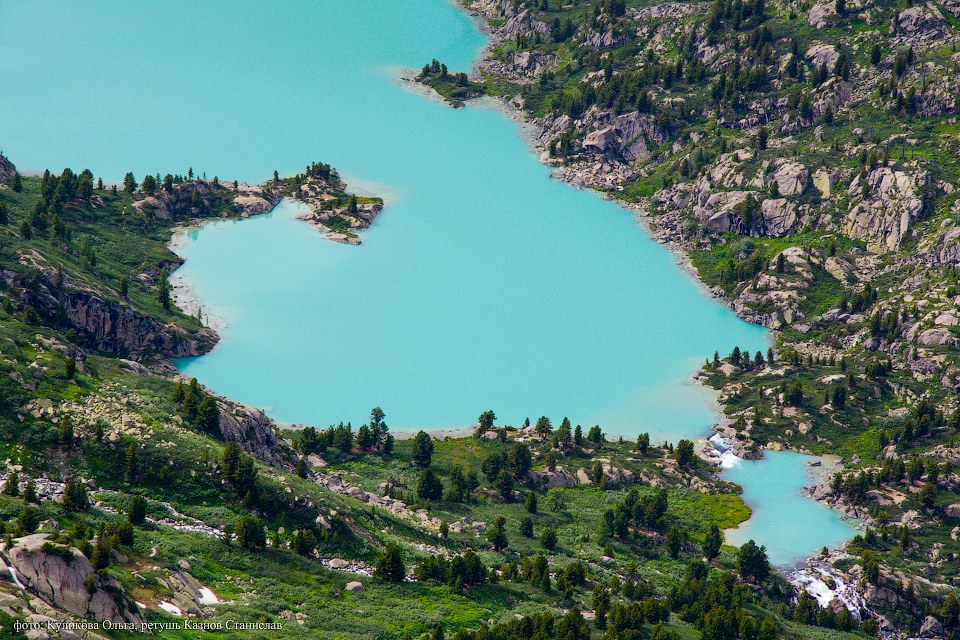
411;430;434;467
235;515;266;549
197;396;220;433
416;468;444;501
62;478;89;512
524;491;538;514
704;524;722;560
520;517;534;538
123;172;137;194
128;495;147;525
540;527;558;551
23;481;37;504
2;471;19;497
124;443;138;481
374;544;406;583
487;516;508;550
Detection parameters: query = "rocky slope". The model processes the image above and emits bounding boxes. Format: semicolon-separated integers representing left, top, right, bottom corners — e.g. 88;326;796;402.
425;0;960;636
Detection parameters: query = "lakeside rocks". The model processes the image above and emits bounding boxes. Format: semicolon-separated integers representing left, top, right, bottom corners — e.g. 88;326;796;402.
9;268;216;359
215;398;293;471
0;153;16;183
133;180;281;222
276;175;383;245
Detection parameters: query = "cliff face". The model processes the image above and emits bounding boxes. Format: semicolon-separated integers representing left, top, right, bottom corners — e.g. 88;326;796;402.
216;397;294;470
2;534;142;624
10;269;216;359
0;153;15;183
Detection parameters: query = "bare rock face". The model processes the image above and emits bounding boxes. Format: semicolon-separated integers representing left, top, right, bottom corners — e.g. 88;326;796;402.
4;534;141;624
0;153;16;183
805;42;839;70
844;168;930;251
500;8;549;39
823;256;857;284
770;159;809;197
578;109;670;162
812;78;853;117
584;28;630;49
896;6;947;43
12;271;216;358
813;168;837;197
918;615;946;639
216;398;293;470
807;0;837;28
927;227;960;265
917;328;956;347
761;198;798;236
529;466;579;489
133;180;280;222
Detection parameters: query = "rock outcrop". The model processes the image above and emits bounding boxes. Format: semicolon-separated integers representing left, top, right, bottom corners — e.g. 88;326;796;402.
216;398;293;470
2;534;141;624
550;108;671;163
11;270;216;358
133;180;280;221
844;168;930;251
0;153;16;183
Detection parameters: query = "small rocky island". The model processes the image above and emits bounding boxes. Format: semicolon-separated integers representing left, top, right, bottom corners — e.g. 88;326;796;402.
271;161;384;244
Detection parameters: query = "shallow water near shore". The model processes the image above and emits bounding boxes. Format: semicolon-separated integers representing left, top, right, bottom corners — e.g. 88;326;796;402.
725;450;859;566
0;0;855;562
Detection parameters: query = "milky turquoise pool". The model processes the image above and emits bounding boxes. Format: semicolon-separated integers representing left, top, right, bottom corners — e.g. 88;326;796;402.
725;451;858;566
0;0;854;563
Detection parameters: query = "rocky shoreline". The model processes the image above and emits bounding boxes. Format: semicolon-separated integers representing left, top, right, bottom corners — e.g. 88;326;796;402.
444;0;871;597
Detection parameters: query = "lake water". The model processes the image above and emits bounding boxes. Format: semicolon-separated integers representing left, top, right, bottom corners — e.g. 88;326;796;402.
0;1;853;562
725;451;859;566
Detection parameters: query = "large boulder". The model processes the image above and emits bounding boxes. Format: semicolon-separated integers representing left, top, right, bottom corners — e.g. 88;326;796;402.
917;328;956;347
823;256;857;284
4;534;140;623
844;168;929;251
770;159;809;197
529;467;579;489
807;0;837;28
896;7;947;42
918;615;946;639
216;398;292;470
0;153;16;183
805;43;839;70
927;227;960;266
580;110;669;162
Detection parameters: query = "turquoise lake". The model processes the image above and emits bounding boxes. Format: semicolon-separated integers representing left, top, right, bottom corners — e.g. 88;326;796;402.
725;451;858;566
0;0;854;561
